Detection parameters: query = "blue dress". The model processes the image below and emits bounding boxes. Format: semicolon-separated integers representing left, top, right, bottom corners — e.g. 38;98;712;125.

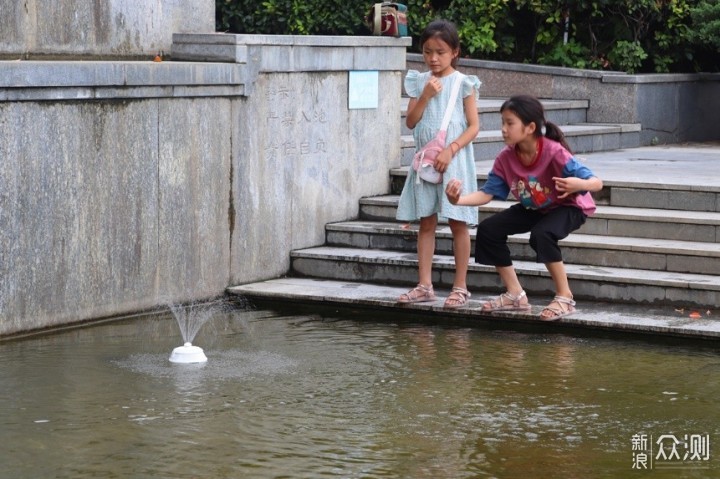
396;70;481;225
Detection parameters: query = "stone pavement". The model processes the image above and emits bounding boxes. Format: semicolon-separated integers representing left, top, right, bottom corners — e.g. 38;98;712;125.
228;143;720;341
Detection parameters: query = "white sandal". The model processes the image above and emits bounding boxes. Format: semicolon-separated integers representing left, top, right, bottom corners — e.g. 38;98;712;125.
444;287;471;309
397;284;436;304
481;290;531;312
540;295;576;321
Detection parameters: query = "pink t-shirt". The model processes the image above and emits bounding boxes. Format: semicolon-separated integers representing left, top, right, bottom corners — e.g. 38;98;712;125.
484;138;597;216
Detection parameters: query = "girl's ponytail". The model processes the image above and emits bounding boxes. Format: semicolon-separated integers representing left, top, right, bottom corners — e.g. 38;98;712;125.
544;121;572;153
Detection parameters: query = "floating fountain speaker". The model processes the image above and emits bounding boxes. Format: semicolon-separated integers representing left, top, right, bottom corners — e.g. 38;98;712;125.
169;342;208;363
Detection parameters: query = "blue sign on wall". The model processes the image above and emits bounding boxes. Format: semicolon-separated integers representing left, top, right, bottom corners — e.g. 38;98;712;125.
348;71;379;109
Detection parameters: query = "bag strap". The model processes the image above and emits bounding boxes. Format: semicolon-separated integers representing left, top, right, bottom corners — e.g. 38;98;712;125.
374;3;402;34
373;3;383;34
439;73;463;132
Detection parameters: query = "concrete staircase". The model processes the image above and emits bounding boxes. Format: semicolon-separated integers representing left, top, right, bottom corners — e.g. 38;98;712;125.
398;98;641;166
288;99;720;309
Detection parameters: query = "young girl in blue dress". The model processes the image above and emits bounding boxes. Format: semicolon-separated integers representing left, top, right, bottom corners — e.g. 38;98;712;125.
396;19;481;309
445;95;603;320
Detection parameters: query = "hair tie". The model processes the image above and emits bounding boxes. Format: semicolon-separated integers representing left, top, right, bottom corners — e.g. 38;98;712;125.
540;125;547;136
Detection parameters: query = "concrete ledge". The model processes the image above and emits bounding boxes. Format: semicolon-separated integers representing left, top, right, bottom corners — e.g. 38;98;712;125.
175;33;412;47
228;278;720;340
0;61;248;100
603;73;720;84
172;34;411;71
0;61;245;87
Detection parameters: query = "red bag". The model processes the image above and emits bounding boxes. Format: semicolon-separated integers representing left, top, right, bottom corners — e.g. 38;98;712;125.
411;74;463;184
366;3;408;37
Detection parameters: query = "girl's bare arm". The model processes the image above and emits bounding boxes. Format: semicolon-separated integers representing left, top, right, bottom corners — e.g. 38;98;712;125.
552;176;603;199
453;93;479;150
445;179;494;206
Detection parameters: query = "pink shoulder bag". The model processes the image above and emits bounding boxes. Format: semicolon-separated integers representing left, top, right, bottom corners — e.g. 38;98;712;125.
411;73;463;184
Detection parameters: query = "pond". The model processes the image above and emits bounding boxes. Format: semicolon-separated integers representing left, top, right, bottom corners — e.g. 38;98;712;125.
0;302;716;478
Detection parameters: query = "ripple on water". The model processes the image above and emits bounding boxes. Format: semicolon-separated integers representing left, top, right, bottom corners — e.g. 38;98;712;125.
112;349;298;380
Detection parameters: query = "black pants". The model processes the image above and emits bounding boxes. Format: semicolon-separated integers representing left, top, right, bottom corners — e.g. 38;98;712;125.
475;203;586;266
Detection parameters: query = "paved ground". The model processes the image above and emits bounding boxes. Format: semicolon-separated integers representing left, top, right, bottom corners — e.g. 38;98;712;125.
228;143;720;341
478;141;720;191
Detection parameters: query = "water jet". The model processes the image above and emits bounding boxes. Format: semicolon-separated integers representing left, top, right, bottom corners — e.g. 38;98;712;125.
167;299;229;364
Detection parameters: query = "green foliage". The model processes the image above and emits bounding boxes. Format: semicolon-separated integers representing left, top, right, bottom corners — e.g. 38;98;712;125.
216;0;367;35
608;40;648;73
215;0;718;73
688;0;720;50
537;39;590;69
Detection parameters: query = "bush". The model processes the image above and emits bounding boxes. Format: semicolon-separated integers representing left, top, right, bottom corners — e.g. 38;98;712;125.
215;0;718;73
215;0;368;35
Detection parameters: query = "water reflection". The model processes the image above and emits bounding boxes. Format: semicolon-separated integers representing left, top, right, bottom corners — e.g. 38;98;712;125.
0;307;717;478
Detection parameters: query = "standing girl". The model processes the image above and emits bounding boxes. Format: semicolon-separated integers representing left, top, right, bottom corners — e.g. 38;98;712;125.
445;95;603;320
396;19;481;309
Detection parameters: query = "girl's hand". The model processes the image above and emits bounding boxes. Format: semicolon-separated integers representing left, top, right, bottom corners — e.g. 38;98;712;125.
421;76;442;101
434;148;453;173
552;176;583;199
445;179;462;204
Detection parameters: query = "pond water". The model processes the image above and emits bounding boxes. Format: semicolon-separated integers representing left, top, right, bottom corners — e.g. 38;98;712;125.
0;304;717;478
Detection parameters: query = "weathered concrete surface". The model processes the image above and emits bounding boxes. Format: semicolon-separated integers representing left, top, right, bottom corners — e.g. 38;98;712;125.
0;0;214;59
230;71;403;283
0;98;231;334
179;34;413;285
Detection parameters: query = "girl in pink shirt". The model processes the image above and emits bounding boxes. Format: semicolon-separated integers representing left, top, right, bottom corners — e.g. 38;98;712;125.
446;95;603;320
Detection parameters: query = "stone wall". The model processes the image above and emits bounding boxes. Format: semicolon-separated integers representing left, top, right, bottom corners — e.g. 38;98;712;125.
0;0;214;59
0;35;410;337
172;35;409;284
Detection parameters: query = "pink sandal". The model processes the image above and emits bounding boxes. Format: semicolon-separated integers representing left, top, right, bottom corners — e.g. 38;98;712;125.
539;295;576;321
481;290;531;312
397;284;436;304
444;287;471;309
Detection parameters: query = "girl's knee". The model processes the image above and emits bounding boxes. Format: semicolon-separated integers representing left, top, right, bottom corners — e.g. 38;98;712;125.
448;219;468;233
418;219;437;237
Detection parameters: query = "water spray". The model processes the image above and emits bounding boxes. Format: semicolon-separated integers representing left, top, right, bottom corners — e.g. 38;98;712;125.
167;299;230;364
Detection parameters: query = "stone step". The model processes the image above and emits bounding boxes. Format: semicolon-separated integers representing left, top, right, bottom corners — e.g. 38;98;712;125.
227;278;720;340
400;98;590;136
289;245;720;308
325;221;720;275
390;148;720;212
359;196;720;243
399;123;642;165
